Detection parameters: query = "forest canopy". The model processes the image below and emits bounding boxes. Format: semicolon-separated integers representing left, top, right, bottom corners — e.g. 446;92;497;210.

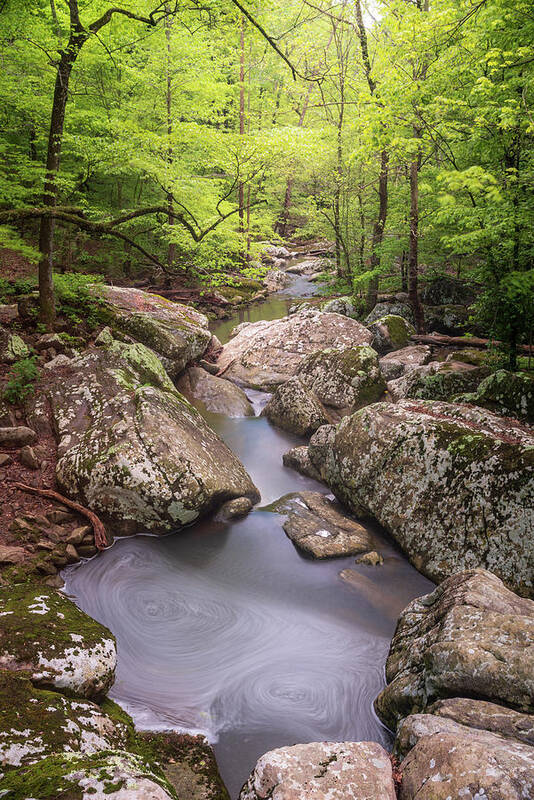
0;0;533;357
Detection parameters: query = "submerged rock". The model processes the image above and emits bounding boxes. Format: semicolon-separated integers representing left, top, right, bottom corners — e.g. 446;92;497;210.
379;345;432;381
367;314;414;354
282;446;322;482
308;400;534;595
239;741;396;800
177;366;254;418
94;285;212;378
456;369;534;422
375;570;534;731
215;308;373;390
269;491;374;559
0;584;116;699
39;335;258;535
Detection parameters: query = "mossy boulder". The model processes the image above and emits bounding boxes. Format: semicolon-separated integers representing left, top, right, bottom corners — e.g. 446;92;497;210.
375;570;534;731
0;326;29;364
424;303;470;335
36;335;258;535
93;285;212;378
364;301;415;326
456;369;534;423
387;361;488;402
421;275;476;306
0;749;178;799
0;584;116;699
379;345;432;381
367;314;415;354
308;400;534;596
321;296;358;318
0;671;128;776
445;348;487;366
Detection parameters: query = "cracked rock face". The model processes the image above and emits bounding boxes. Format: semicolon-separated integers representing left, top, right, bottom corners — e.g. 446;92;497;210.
239;741;396;800
374;570;534;731
397;714;534;800
308;400;534;595
215;308;373;391
0;585;116;699
94;285;212;378
42;336;259;535
268;492;374;559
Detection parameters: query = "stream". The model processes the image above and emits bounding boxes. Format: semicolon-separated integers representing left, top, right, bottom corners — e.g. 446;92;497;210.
63;271;433;798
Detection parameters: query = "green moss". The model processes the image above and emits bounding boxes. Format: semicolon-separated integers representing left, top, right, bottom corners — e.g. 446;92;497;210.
379;314;414;348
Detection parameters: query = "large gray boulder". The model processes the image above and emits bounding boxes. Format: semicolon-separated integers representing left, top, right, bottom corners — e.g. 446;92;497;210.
93;285;212;378
269;491;374;559
215;308;373;391
262;376;330;437
424;303;470;335
425;697;534;747
365;301;414;326
397;714;534;800
36;333;259;535
375;570;534;731
367;315;414;354
457;369;534;423
379;345;432;381
239;741;396;800
308;400;534;595
421;275;476;306
176;366;254;418
0;584;116;699
386;360;488;402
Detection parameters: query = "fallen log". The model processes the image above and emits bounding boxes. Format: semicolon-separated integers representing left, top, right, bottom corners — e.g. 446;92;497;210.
14;483;109;550
411;333;534;356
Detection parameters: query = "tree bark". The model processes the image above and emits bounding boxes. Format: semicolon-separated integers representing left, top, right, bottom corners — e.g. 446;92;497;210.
366;149;389;310
408;149;425;332
238;14;246;246
165;6;176;271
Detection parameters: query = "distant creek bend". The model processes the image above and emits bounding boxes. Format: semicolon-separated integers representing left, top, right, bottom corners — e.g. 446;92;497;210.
63;272;433;798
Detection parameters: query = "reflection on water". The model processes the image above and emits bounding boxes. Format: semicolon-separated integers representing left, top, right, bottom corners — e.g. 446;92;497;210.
63;276;434;798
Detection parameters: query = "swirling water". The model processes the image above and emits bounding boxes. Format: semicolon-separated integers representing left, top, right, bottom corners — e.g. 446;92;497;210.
63;278;434;797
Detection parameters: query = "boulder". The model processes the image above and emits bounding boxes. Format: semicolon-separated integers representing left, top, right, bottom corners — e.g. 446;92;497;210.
215;308;373;390
0;671;128;774
0;425;37;447
365;301;415;326
397;715;534;800
367;315;415;354
263;269;290;292
375;570;534;731
93;285;212;378
0;585;116;699
0;750;177;799
321;296;357;318
176;366;254;418
427;697;534;747
239;741;396;800
0;327;29;363
421;275;476;306
282;446;322;482
285;258;322;275
269;491;374;558
308;401;534;595
445;347;487;366
262;376;330;437
40;335;258;535
424;303;470;335
0;544;26;565
379;345;432;381
456;369;534;422
386;360;488;402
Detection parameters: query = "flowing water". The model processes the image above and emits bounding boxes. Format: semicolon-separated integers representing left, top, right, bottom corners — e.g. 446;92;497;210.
63;271;433;797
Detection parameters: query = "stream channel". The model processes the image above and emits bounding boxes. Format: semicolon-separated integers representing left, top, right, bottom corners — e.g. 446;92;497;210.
63;270;433;797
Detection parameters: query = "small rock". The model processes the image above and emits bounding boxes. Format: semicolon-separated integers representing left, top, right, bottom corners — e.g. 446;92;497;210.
36;540;55;552
44;574;65;589
282;446;322;482
214;496;253;522
356;550;383;566
0;426;37;447
19;444;40;469
43;353;73;369
65;543;79;564
52;551;68;567
66;526;89;546
46;509;76;524
0;545;26;565
76;544;98;558
0;453;12;467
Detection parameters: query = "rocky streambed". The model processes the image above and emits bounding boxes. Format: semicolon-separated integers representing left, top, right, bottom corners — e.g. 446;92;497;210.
0;254;533;799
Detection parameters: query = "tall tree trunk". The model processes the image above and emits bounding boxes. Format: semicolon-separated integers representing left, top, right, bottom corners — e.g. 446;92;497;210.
238;15;245;247
366;149;388;310
408;147;425;332
165;6;176;271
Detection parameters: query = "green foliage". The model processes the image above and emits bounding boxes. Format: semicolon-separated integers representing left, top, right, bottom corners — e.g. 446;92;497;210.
0;277;36;303
3;356;38;404
53;273;108;329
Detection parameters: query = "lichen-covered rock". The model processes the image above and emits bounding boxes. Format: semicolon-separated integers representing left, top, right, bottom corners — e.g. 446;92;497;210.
93;285;212;378
387;360;488;402
456;369;534;422
0;326;29;363
282;446;322;482
263;269;290;292
445;347;487;366
365;301;414;326
367;315;415;354
215;308;373;390
421;275;476;306
0;585;116;699
0;425;37;446
0;671;128;775
262;376;329;437
176;367;254;418
426;697;534;747
375;570;534;731
296;346;385;418
397;715;534;800
239;741;396;800
424;303;470;335
379;345;432;381
42;336;259;535
308;401;534;595
268;491;374;559
0;749;178;799
321;296;357;318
